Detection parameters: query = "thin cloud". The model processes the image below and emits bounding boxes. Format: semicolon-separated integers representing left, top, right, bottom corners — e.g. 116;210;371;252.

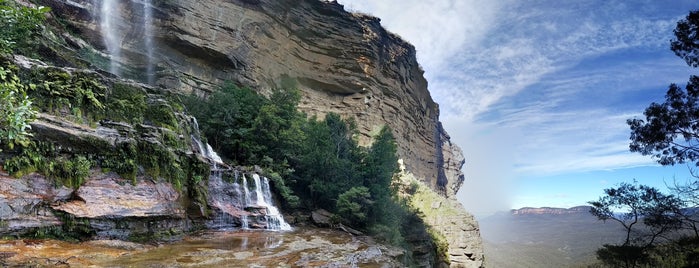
337;0;698;213
339;0;501;71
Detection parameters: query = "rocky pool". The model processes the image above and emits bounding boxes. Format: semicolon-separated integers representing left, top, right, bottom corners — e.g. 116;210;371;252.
0;227;403;267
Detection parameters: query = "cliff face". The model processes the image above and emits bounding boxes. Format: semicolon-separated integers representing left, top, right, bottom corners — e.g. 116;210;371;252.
41;0;465;197
35;0;481;266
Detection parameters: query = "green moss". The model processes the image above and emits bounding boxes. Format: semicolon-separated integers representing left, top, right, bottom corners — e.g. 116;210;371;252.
25;68;107;124
45;155;92;188
1;56;209;201
162;129;182;148
398;173;457;265
103;83;147;124
98;142;138;183
3;142;93;188
145;101;179;130
428;227;450;264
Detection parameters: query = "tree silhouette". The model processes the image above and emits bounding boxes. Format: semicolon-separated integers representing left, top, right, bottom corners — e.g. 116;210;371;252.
628;10;699;166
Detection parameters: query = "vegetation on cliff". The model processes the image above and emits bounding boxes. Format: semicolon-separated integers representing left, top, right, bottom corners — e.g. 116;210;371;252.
0;0;209;210
0;0;450;265
0;0;45;151
185;82;443;264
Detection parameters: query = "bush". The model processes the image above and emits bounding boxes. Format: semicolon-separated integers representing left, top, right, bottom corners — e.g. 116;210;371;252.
336;186;373;227
596;244;650;268
0;66;36;151
0;0;50;54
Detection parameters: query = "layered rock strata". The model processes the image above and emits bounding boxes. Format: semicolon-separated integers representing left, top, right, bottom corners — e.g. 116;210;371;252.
32;0;483;266
39;0;465;197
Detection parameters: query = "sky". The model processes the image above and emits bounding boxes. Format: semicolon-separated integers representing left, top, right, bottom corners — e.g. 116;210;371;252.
337;0;699;217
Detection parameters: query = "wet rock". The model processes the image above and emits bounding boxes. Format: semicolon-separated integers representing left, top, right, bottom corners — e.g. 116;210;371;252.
48;173;190;241
0;174;71;236
0;228;404;267
84;239;151;250
53;173;184;219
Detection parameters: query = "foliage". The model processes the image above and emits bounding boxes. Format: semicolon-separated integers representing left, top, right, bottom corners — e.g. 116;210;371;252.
671;10;699;68
3;141;93;188
2;66;206;192
26;68;106;124
184;82;267;164
595;244;650;268
293;113;364;208
598;10;699;267
0;0;50;54
186;82;436;256
0;66;35;151
264;170;300;208
184;83;307;205
628;10;699;167
336;186;373;227
104;83;147;124
627;76;699;166
589;182;683;247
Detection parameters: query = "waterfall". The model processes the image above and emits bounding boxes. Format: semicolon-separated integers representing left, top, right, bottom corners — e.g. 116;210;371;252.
190;117;223;165
100;0;120;76
235;173;292;231
191;116;291;231
241;215;249;229
98;0;156;83
242;175;252;207
143;0;155;84
250;174;292;231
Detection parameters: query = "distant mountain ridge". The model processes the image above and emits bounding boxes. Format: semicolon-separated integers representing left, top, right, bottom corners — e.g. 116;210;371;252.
511;205;592;215
481;205;622;267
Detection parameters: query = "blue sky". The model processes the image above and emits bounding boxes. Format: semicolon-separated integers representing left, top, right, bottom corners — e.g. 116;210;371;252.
337;0;698;217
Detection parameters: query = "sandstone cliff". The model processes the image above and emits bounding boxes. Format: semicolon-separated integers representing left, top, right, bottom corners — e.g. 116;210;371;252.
34;0;482;266
41;0;464;197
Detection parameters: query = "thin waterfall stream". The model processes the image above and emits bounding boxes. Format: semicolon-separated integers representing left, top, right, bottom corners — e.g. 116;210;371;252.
97;0;292;233
98;0;156;83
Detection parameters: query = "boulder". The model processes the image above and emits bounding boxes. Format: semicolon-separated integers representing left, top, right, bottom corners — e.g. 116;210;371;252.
311;209;334;228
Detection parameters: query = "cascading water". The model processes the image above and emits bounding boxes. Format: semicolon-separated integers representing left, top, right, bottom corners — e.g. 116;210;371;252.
242;175;252;208
100;0;120;76
241;215;249;229
249;174;291;231
190;118;291;231
98;0;156;84
143;0;155;84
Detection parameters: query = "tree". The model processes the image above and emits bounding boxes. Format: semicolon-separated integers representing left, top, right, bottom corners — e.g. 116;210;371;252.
628;10;699;167
0;1;48;151
594;10;699;267
336;186;373;227
293;113;363;208
589;182;683;268
590;182;682;247
184;82;266;163
364;126;399;198
671;10;699;68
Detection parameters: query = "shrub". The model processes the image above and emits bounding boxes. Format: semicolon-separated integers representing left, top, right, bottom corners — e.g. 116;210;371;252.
0;66;36;151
